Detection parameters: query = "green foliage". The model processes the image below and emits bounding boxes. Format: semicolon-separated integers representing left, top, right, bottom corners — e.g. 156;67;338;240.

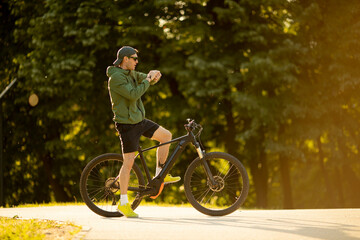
1;0;360;209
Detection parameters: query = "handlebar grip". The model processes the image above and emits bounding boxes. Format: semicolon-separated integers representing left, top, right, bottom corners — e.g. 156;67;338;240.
185;119;195;131
184;119;203;135
186;119;198;130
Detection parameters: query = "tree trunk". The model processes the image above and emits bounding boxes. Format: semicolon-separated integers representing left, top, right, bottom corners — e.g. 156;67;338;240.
317;137;335;207
336;137;359;207
257;144;268;208
249;134;268;208
223;99;237;156
249;155;268;208
167;77;185;100
279;154;293;209
341;164;360;207
42;154;70;202
278;125;293;209
333;166;345;207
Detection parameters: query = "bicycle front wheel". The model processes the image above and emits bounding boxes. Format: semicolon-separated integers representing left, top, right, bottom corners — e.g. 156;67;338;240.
80;153;145;217
184;152;249;216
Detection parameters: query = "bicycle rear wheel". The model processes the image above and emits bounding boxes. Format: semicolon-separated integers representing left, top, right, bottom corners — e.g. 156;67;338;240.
184;152;249;216
80;153;145;217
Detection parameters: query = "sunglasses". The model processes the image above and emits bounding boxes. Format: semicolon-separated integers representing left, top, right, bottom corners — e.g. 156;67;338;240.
129;56;138;61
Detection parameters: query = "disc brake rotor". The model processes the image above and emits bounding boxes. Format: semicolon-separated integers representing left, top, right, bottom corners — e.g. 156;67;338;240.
208;176;225;192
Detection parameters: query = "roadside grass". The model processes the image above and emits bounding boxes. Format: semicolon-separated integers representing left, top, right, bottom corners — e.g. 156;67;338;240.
0;216;81;240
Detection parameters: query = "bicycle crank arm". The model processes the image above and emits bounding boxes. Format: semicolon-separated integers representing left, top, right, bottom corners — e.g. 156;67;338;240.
150;183;164;199
138;178;164;198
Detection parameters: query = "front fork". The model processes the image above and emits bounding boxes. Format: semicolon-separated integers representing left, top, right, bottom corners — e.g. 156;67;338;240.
193;141;217;187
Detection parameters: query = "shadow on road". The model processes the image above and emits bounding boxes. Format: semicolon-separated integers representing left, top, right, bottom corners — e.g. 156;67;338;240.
102;213;358;240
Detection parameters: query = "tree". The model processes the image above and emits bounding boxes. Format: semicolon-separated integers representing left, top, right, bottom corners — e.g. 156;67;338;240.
288;0;360;208
160;0;301;208
2;0;360;209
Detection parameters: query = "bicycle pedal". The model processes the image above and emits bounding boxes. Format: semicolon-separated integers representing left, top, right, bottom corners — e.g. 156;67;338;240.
150;183;164;199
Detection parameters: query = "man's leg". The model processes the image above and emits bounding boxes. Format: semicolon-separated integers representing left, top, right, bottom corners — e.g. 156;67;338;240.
117;151;138;218
151;126;180;184
119;152;136;195
151;126;172;167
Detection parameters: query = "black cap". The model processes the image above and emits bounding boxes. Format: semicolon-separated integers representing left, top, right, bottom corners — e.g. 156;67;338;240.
113;46;138;66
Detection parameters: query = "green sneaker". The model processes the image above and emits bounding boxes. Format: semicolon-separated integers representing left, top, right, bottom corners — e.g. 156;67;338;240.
164;174;181;184
117;203;139;218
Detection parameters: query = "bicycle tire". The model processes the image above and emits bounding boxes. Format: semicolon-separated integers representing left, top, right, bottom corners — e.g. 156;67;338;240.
80;153;145;217
184;152;249;216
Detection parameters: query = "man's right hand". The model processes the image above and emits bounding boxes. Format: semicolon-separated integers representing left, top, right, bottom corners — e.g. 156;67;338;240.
147;70;161;84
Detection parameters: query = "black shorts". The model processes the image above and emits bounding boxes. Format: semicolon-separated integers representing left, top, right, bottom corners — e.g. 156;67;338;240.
115;119;160;153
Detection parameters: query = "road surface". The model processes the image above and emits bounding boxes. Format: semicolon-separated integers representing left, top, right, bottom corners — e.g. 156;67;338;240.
1;205;359;240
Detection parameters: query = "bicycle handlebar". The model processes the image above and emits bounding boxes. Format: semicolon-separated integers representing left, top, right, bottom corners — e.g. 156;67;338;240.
184;119;203;136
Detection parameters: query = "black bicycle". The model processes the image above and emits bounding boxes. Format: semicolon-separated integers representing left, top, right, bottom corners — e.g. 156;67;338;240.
80;119;249;217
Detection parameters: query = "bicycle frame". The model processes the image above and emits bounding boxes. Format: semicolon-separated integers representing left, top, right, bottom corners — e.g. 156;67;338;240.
131;128;215;198
139;134;193;182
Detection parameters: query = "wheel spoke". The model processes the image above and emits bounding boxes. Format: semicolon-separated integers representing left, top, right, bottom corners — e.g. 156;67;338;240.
198;188;212;204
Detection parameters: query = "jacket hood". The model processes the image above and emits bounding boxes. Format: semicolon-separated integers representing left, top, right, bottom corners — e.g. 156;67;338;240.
106;66;131;77
106;66;117;77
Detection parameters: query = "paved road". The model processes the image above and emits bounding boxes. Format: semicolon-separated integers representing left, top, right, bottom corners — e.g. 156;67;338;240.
1;205;360;240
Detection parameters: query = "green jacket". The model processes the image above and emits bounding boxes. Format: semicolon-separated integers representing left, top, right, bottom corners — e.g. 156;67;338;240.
107;66;150;124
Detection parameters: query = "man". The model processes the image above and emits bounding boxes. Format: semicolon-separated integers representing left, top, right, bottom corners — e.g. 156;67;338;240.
106;46;180;218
